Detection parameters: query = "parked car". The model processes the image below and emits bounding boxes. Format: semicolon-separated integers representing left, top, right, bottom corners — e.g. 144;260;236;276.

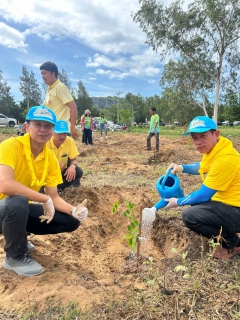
222;120;233;126
159;121;165;126
233;120;240;126
0;114;17;127
217;121;222;125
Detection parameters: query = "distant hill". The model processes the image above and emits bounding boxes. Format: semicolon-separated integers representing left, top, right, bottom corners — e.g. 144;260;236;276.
91;96;118;109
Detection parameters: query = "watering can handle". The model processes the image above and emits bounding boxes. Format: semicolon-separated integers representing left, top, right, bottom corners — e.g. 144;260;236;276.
161;169;173;189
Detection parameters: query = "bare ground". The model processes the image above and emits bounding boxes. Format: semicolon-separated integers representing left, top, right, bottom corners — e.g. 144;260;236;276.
0;131;240;319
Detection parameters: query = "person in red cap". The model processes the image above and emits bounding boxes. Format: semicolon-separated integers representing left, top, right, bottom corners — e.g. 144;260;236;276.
165;116;240;259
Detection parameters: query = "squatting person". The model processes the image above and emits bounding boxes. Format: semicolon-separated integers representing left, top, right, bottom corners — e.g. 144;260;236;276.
165;116;240;259
47;119;83;192
0;106;88;277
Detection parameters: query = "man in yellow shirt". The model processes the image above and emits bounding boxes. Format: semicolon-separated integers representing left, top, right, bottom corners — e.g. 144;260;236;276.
47;120;83;192
165;116;240;259
0;106;88;277
40;61;79;139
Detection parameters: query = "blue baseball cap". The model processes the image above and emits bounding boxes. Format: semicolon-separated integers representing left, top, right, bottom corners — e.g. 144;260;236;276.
26;106;56;125
54;120;70;134
183;116;217;136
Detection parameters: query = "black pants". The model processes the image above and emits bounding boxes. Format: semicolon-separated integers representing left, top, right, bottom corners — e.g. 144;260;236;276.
57;165;83;191
182;201;240;249
84;128;93;145
147;132;159;151
0;195;80;259
82;130;85;143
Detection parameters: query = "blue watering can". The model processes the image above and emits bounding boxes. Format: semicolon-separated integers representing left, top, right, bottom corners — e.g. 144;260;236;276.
142;170;184;222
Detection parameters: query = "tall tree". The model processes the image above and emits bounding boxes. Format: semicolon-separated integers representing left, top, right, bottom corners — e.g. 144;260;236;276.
58;69;71;89
20;66;42;109
160;58;215;116
0;70;16;115
75;80;93;117
133;0;240;122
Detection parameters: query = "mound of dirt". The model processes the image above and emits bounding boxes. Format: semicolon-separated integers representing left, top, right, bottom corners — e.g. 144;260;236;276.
0;131;240;315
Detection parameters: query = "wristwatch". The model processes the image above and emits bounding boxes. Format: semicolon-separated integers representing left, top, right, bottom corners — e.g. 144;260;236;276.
71;163;77;167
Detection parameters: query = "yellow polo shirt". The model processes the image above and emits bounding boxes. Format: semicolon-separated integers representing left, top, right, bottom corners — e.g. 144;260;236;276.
43;80;73;122
47;136;79;169
0;134;62;200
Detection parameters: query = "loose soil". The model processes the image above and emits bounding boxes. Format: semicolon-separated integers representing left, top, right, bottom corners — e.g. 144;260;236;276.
0;131;240;319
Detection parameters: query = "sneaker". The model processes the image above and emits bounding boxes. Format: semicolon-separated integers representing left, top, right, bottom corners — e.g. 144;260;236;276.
213;245;240;259
27;241;35;253
106;136;108;138
100;137;103;139
2;253;44;277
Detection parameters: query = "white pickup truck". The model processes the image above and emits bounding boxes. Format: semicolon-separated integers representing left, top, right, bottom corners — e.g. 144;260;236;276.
0;114;17;127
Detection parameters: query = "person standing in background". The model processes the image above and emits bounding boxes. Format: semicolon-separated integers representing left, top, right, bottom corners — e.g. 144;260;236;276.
99;113;108;139
81;110;94;146
146;107;160;152
40;61;79;139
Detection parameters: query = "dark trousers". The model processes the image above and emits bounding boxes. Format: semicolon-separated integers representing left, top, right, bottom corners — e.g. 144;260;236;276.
147;132;159;151
84;128;93;145
82;130;85;143
182;201;240;249
58;165;83;191
0;195;80;259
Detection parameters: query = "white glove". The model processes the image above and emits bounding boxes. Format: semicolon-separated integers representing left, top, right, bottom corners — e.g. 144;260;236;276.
151;129;155;133
167;163;183;174
39;196;55;224
165;198;178;209
71;199;88;222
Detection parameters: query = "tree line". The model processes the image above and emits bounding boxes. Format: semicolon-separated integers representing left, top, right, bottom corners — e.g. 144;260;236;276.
1;0;240;125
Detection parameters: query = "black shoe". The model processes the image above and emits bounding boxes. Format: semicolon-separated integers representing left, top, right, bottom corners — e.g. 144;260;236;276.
145;148;151;150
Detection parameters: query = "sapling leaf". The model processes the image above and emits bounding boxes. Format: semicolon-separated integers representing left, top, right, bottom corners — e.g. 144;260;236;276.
174;265;188;272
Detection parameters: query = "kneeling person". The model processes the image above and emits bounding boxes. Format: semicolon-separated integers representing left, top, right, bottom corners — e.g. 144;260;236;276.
47;120;83;192
0;106;88;277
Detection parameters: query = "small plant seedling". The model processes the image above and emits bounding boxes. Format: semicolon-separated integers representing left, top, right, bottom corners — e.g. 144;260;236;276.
112;200;120;214
121;202;139;252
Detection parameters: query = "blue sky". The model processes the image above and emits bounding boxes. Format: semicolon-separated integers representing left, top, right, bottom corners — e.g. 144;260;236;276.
0;0;178;103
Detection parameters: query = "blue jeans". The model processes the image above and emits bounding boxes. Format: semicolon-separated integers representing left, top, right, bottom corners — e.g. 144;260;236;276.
0;195;80;259
182;200;240;249
100;123;108;137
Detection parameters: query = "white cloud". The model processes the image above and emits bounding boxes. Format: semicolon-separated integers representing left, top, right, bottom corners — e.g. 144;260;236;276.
86;48;161;80
73;55;79;59
0;21;27;51
0;0;144;54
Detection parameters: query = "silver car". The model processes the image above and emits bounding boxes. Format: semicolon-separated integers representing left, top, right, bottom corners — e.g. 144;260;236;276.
0;114;17;127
